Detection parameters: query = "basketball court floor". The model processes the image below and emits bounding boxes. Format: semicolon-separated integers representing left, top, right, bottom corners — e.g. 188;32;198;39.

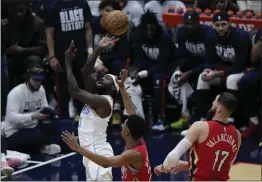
1;127;261;181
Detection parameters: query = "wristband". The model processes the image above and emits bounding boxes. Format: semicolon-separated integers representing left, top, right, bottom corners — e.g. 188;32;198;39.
88;47;93;54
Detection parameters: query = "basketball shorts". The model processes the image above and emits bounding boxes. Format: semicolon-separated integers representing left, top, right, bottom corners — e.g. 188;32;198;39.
83;142;114;181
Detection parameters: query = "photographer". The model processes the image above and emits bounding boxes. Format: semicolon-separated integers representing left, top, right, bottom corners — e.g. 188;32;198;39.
4;65;61;155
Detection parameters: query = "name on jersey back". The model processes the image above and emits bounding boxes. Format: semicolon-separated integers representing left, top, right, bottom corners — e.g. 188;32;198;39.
206;133;237;152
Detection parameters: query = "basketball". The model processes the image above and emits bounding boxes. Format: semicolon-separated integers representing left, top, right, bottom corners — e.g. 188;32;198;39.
101;10;128;36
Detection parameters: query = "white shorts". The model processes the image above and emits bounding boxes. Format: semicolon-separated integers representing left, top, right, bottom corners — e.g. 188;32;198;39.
83;142;114;181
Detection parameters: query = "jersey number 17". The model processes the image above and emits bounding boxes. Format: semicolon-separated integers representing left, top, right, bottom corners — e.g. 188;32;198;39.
213;150;229;172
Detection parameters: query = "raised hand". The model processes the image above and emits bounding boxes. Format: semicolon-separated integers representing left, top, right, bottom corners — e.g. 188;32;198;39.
116;69;128;88
61;130;79;151
65;40;77;65
98;35;119;49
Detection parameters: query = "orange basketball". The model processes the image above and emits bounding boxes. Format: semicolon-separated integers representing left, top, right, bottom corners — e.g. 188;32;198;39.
101;10;128;36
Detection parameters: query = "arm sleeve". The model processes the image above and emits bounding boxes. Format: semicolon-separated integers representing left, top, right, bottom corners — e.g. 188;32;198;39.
163;138;193;170
5;89;32;126
224;35;251;76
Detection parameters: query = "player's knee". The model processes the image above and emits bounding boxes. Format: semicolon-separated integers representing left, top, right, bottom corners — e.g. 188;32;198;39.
226;74;243;90
196;73;210;90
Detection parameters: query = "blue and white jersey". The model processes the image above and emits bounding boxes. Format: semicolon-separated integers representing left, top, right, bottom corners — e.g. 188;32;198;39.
78;95;113;148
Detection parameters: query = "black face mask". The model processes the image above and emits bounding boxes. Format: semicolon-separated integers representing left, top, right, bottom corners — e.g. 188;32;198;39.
27;81;40;92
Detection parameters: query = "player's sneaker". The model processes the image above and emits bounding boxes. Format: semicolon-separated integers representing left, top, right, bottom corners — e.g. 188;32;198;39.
170;115;189;129
41;144;61;155
151;123;165;131
1;161;14;176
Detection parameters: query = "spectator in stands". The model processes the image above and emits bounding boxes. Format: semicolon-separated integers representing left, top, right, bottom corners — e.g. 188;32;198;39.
93;0;128;75
212;0;239;12
194;12;251;124
4;65;61;155
196;0;239;13
169;11;214;129
118;0;144;27
29;0;58;20
4;1;46;89
237;0;261;13
132;10;174;131
239;28;261;139
45;0;93;120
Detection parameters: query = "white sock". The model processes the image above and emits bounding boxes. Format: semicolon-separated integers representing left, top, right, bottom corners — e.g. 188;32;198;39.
1;153;6;162
228;118;235;123
250;116;259;125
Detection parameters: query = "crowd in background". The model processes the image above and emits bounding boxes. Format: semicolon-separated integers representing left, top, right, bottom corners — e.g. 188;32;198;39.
1;0;261;171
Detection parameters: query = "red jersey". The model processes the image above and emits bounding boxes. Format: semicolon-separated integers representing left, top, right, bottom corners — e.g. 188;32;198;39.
188;120;240;181
121;139;152;181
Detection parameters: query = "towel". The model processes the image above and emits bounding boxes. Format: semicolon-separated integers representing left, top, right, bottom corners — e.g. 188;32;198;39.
6;150;30;162
168;70;194;117
123;77;145;119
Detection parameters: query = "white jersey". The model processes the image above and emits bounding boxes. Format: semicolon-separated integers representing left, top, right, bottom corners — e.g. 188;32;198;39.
78;95;113;148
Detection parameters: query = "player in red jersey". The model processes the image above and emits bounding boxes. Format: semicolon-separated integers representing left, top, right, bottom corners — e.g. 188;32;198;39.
62;70;151;181
154;92;241;181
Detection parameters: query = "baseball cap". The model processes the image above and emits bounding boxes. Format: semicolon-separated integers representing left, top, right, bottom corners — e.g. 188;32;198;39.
213;12;229;22
184;11;200;22
28;65;45;80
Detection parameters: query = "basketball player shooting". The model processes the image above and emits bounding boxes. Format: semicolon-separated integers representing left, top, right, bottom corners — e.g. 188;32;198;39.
154;92;241;181
62;68;151;181
63;36;120;181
